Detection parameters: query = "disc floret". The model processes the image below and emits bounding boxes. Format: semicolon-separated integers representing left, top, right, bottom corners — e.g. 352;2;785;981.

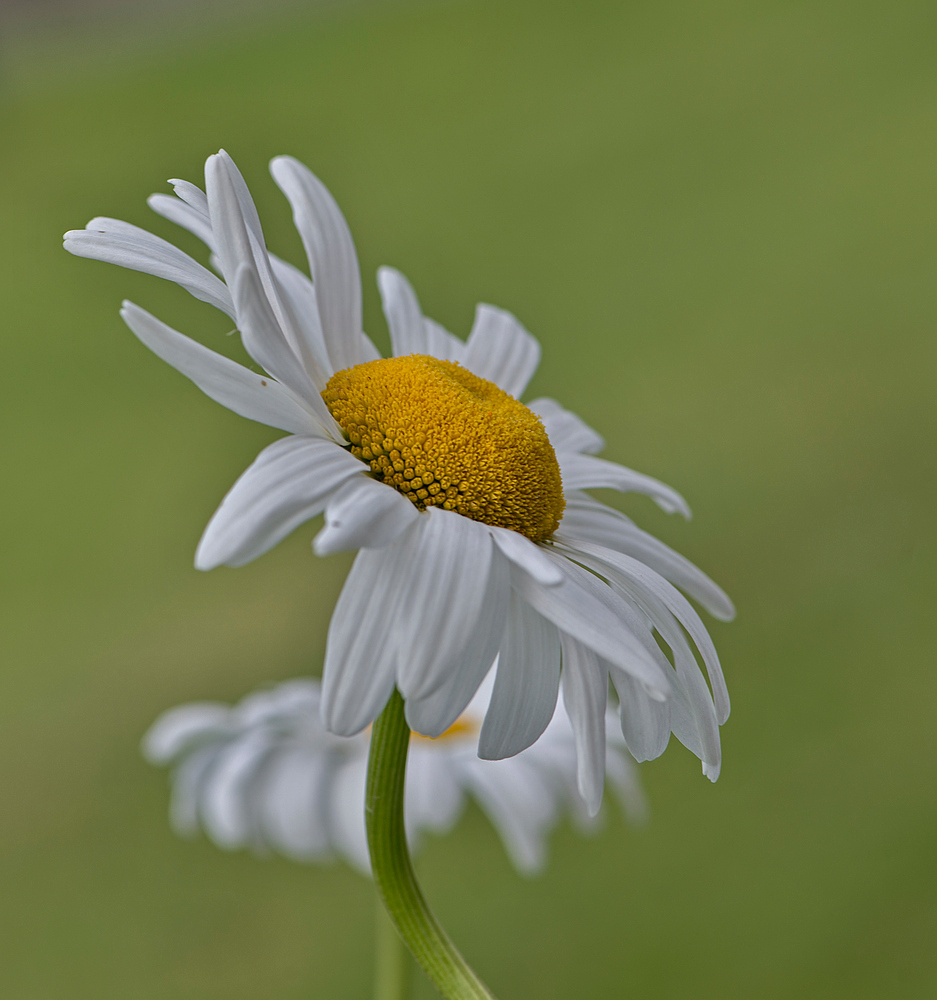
322;355;564;543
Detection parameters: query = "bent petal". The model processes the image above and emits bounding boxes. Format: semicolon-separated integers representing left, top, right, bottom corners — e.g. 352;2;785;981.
195;436;363;570
558;636;608;815
269;254;333;384
313;476;420;556
609;665;672;763
513;551;670;698
562;538;730;725
232;264;337;430
147;189;216;250
462;304;540;399
528;397;605;455
488;525;563;586
64;218;233;317
270;155;364;374
120;302;323;436
206;152;316;377
478;593;561;760
559;452;691;518
560;495;735;620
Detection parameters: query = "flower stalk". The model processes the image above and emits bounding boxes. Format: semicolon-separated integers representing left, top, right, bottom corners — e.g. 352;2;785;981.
366;689;497;1000
374;895;411;1000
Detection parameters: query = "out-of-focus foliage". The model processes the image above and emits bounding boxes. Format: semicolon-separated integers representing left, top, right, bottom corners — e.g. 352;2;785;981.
2;1;935;997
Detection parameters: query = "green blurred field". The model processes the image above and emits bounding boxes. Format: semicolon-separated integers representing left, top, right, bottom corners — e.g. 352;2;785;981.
2;0;936;996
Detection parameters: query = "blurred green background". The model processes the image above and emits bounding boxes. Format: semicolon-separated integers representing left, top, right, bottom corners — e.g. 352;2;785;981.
2;0;936;996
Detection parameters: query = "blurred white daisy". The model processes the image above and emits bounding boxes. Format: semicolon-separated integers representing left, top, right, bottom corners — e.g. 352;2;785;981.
142;675;646;875
65;150;734;804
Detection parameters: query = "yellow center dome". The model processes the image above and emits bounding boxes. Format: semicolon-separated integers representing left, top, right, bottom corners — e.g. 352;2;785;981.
322;355;564;543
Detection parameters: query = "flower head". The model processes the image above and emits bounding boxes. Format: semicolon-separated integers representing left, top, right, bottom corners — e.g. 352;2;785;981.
65;150;734;809
143;675;646;875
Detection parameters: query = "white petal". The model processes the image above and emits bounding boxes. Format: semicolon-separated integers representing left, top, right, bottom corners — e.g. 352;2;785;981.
478;593;561;759
378;266;427;357
313;476;420;556
559;636;608;815
205;152;267;287
560;496;735;620
405;750;465;834
512;551;670;697
609;666;672;762
462;304;540;398
235;679;319;726
488;525;563;586
528;397;605;455
394;508;494;702
270;155;364;373
120;302;322;436
422;317;465;362
142;702;231;763
64;219;233;316
559;538;729;724
199;732;274;848
206;153;323;383
404;548;509;737
270;254;333;385
168;178;210;217
169;746;222;837
258;748;334;860
463;759;556;874
232;263;338;432
147;192;216;250
195;437;364;570
357;332;382;363
321;531;421;736
559;453;691;518
327;755;372;873
669;635;722;778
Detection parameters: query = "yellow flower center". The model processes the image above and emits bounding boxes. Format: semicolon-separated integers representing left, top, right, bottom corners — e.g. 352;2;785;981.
322;355;564;543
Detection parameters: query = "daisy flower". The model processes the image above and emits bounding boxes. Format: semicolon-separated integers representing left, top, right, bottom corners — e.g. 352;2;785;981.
65;150;734;810
142;674;646;875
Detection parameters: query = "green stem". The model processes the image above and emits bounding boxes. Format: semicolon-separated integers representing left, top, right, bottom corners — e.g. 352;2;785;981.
374;894;411;1000
366;689;498;1000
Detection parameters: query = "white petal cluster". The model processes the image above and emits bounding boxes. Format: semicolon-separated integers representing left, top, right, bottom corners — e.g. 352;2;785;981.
143;676;646;875
65;150;734;806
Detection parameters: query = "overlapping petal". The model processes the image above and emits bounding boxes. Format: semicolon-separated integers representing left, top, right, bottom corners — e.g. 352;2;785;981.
64;217;234;316
395;509;498;707
559;452;692;518
462;303;540;398
560;494;735;620
479;593;561;759
313;475;420;556
529;397;605;455
145;676;646;876
119;302;323;436
270;155;364;373
195;437;364;570
558;635;608;815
